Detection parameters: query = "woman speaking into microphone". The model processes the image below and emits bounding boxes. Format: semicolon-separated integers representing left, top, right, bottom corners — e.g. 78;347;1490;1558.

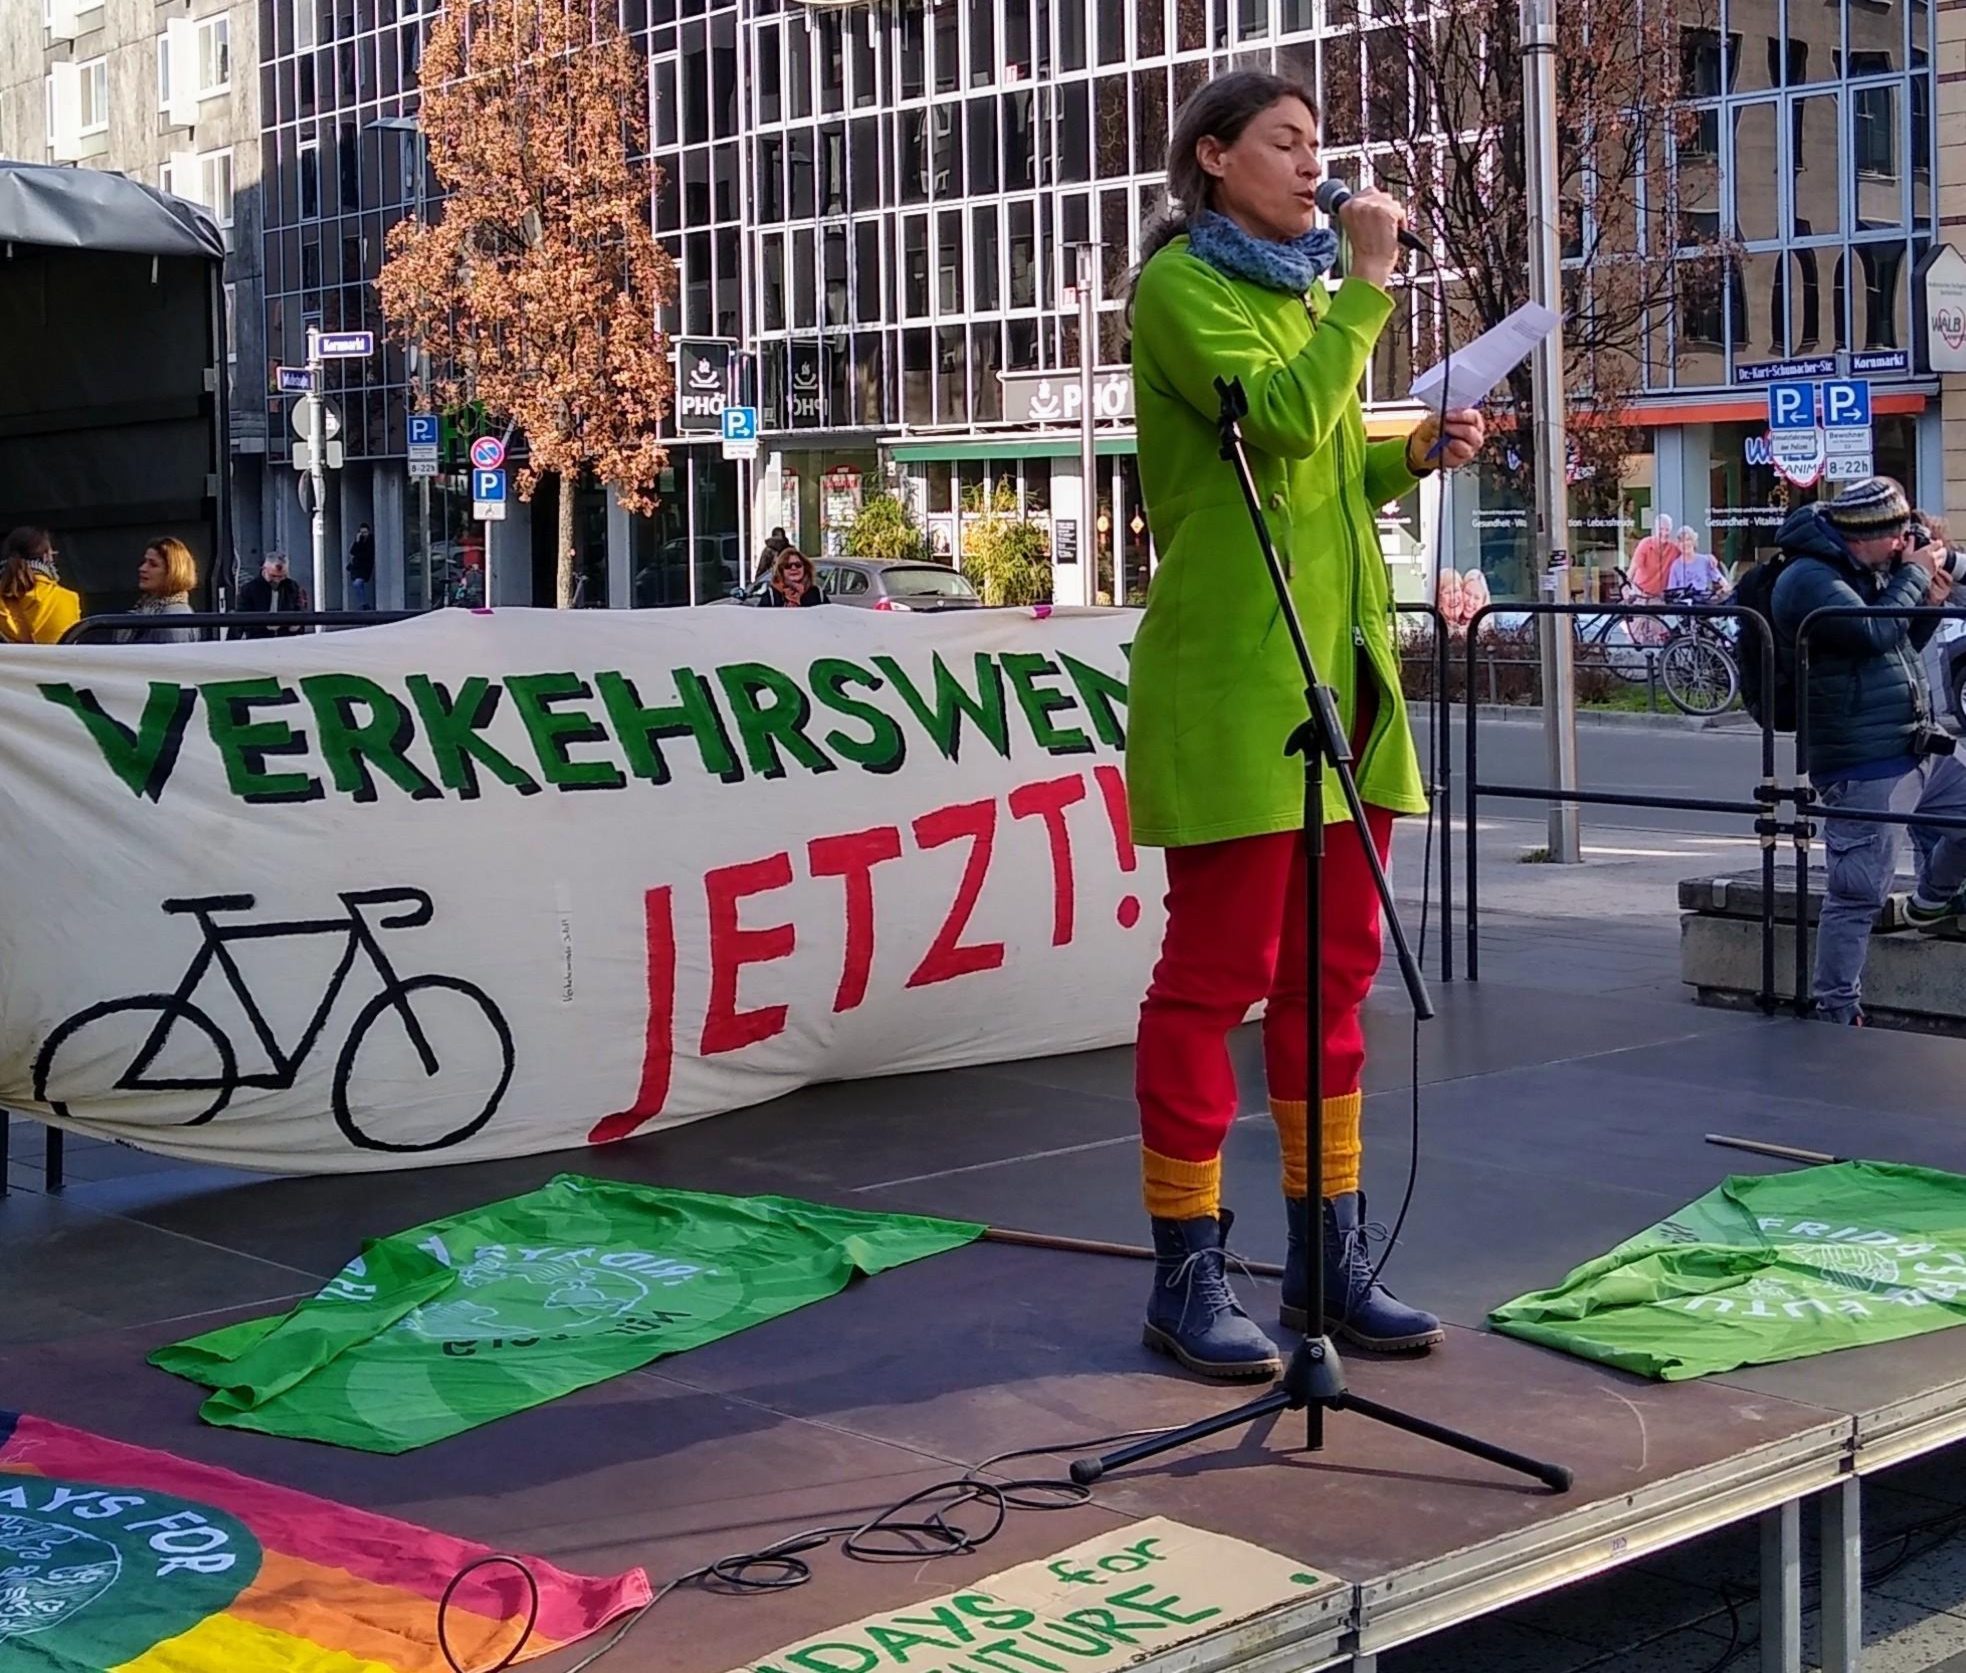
1125;70;1485;1379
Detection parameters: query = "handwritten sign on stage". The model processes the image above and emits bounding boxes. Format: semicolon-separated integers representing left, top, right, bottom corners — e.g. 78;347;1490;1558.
0;607;1163;1170
717;1518;1330;1673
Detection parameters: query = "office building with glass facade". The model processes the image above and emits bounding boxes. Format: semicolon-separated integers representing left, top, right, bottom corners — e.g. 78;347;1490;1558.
255;0;1942;609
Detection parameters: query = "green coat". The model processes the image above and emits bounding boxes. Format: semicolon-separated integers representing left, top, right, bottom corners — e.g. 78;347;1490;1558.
1125;238;1429;847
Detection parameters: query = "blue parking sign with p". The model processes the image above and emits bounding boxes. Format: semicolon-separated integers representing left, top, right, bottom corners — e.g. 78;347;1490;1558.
722;405;759;443
1822;379;1871;430
408;415;439;446
472;468;506;502
1768;381;1816;431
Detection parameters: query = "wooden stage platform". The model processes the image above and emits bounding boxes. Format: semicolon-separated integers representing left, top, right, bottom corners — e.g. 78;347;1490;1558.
7;978;1966;1672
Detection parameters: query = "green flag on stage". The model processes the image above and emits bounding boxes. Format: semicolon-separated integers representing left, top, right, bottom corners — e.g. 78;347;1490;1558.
1489;1161;1966;1380
151;1176;983;1452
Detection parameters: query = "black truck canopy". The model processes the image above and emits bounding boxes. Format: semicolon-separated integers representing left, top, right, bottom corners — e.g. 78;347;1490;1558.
0;161;229;611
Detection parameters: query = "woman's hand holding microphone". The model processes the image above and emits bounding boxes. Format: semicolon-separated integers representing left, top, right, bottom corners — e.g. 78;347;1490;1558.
1332;188;1487;475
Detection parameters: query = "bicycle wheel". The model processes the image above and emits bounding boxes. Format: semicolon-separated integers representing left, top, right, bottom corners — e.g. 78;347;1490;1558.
332;974;514;1153
33;995;237;1126
1659;634;1739;718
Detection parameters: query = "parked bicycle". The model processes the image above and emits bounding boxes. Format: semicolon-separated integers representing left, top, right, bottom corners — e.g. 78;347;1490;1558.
33;888;514;1153
1575;569;1739;717
1650;587;1741;718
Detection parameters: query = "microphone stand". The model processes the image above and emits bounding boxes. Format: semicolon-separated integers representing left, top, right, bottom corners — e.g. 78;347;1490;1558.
1071;378;1570;1495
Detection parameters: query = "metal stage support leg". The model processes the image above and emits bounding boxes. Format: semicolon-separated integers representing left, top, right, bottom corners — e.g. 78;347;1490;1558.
1761;1500;1802;1673
0;1108;9;1198
1820;1478;1862;1673
1349;1654;1378;1673
45;1124;63;1193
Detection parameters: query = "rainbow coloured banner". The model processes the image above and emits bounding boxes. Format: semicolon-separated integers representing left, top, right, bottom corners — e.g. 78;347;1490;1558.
0;1410;650;1670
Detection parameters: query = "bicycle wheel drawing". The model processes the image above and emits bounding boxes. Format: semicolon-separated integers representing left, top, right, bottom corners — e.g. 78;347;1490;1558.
1659;634;1739;718
332;975;514;1152
33;995;238;1126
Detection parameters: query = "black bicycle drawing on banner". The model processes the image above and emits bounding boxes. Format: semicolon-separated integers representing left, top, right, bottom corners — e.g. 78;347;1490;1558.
33;888;514;1153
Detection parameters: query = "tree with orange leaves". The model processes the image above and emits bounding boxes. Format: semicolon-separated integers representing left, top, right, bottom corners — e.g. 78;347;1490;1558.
376;0;675;608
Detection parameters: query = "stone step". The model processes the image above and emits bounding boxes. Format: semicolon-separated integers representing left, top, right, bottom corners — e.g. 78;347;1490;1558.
1682;911;1966;1034
1678;869;1940;933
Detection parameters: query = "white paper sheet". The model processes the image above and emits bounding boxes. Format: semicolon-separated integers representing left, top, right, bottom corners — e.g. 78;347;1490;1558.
1408;301;1560;412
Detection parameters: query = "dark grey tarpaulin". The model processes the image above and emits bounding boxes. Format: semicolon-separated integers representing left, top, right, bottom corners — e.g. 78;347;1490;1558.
0;162;228;614
0;161;224;263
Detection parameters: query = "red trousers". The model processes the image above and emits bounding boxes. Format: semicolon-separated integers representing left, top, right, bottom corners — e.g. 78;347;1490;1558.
1135;807;1394;1167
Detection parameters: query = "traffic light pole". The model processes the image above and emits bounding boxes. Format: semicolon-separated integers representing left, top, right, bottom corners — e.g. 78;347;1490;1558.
307;331;328;624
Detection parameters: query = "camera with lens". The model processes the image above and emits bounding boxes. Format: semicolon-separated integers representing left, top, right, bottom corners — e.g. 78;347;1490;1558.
1906;514;1966;582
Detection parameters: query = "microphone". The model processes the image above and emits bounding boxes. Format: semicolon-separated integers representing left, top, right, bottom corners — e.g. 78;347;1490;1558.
1314;178;1427;254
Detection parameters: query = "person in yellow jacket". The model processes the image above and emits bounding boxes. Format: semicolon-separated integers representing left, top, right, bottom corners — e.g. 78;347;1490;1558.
1125;71;1486;1379
0;527;81;645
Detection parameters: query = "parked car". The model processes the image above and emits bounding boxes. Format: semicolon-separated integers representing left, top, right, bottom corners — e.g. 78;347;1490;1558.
722;557;983;611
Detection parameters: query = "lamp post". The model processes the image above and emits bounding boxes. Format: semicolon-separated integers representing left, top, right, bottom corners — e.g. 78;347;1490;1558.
369;114;433;612
1069;242;1101;610
1521;0;1582;862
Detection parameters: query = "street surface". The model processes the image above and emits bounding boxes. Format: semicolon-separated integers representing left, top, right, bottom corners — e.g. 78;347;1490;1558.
1412;708;1769;836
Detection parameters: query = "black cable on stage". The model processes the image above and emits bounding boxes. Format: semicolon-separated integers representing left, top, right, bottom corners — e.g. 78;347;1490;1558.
1360;230;1452;1299
435;1425;1184;1673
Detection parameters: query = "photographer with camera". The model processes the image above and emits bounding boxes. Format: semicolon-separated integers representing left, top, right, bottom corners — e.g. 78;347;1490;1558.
1769;477;1966;1025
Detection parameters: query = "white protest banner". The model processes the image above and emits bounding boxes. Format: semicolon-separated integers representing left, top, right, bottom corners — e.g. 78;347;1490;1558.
0;607;1160;1171
716;1516;1336;1673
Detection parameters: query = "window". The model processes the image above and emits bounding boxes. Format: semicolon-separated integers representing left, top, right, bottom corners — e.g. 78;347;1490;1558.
1854;85;1898;179
197;15;230;95
78;57;107;134
295;0;316;51
299;139;320;218
199;149;234;227
223;283;237;364
157;34;171;110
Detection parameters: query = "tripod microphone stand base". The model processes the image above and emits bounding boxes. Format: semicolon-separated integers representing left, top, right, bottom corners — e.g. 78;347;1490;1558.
1071;1332;1572;1492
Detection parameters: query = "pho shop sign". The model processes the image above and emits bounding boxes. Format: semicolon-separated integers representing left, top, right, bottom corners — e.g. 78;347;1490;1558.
0;607;1163;1172
675;339;739;432
1916;244;1966;375
1000;368;1135;425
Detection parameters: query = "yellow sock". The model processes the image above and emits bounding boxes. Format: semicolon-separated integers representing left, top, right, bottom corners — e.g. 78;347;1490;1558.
1271;1093;1364;1197
1272;1098;1308;1197
1141;1147;1221;1220
1322;1091;1363;1199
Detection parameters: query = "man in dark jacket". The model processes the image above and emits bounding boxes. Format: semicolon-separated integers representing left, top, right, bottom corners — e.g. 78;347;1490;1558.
232;552;308;639
1771;476;1966;1024
348;522;375;610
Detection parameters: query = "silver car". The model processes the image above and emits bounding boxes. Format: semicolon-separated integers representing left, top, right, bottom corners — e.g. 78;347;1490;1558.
726;557;983;611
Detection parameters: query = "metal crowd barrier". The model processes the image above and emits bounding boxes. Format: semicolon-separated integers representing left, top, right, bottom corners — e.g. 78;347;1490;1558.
1394;601;1455;983
60;609;419;644
1462;600;1785;1011
1790;604;1966;1017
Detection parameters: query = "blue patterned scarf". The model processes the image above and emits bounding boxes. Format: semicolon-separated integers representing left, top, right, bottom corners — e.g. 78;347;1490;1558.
1186;209;1338;294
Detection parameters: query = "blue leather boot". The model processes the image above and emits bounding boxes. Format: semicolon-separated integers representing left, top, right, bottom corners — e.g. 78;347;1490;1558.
1281;1193;1443;1352
1143;1211;1282;1380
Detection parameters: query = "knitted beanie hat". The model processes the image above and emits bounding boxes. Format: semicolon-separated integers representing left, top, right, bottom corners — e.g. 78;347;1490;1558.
1822;476;1911;534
